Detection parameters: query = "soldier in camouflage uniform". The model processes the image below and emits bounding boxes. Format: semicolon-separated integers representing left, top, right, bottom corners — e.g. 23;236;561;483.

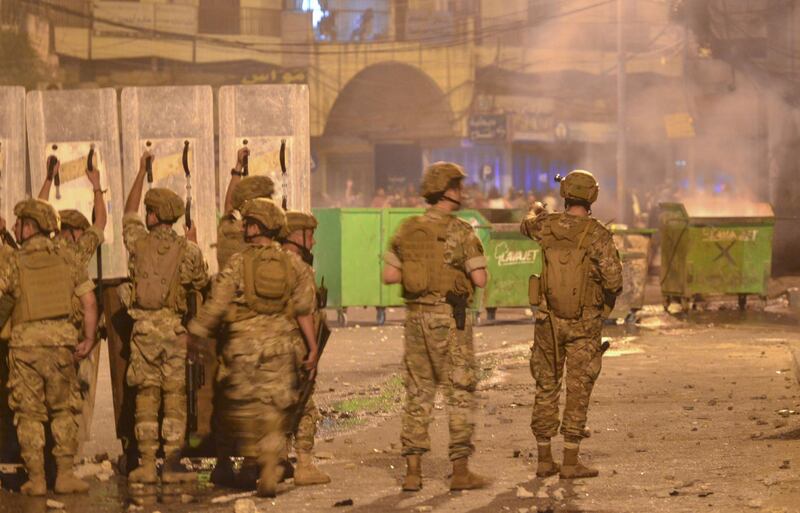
40;163;108;439
520;170;623;479
188;198;318;498
0;199;99;495
121;150;210;485
382;162;489;492
281;211;330;486
217;145;275;269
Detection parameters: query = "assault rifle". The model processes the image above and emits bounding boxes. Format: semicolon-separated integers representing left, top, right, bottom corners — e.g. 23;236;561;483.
186;356;205;434
289;319;331;433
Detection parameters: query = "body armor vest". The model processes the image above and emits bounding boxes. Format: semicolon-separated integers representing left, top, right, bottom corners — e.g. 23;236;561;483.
12;249;73;324
399;216;472;302
217;217;246;270
132;235;186;310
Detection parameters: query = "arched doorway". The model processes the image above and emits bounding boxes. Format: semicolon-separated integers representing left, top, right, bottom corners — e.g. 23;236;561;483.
317;62;456;205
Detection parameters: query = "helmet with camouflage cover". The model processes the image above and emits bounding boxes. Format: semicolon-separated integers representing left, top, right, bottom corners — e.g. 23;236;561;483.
14;199;60;234
560;170;599;204
232;176;275;210
59;209;90;231
144;188;185;223
420;161;467;198
285;211;318;234
240;198;286;232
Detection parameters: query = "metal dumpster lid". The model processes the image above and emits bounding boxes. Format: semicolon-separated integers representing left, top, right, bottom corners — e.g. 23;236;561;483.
660;200;774;221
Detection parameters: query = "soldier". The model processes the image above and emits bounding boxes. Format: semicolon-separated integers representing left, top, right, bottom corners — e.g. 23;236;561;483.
281;211;331;486
520;170;622;479
187;198;318;498
382;161;489;492
38;158;107;266
0;199;98;495
217;145;275;269
121;150;210;485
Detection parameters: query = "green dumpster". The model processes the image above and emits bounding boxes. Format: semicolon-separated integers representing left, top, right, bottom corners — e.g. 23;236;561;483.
313;208;423;325
608;226;656;321
457;209;542;321
659;201;775;311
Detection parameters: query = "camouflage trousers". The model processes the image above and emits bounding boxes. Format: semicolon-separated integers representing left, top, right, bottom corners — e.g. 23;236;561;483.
214;321;298;462
289;332;319;453
401;306;478;461
7;347;82;470
127;314;188;457
530;312;603;443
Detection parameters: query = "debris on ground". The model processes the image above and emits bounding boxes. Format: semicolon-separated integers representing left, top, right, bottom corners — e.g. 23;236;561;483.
334;498;354;507
516;485;534;498
233;498;257;513
46;499;65;510
211;491;256;504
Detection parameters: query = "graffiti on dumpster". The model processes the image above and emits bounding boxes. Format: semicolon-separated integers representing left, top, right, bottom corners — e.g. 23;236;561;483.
701;228;757;242
494;242;539;267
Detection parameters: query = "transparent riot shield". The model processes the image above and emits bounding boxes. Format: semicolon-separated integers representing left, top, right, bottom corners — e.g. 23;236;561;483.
121;86;217;273
218;85;311;212
26;88;126;279
0;86;27;232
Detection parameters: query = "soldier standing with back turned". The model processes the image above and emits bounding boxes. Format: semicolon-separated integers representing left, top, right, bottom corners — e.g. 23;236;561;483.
521;170;622;479
188;198;319;498
281;211;331;486
0;199;98;495
382;162;489;492
121;150;210;486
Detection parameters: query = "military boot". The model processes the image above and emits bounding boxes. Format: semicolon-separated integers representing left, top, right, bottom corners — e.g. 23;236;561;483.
161;446;196;484
293;451;331;486
20;464;47;497
401;455;422;492
128;455;158;484
256;454;279;498
450;457;489;491
54;457;90;494
536;442;560;478
560;445;599;479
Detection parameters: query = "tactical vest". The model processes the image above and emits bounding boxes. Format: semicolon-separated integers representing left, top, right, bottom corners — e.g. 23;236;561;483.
399;216;472;301
540;218;593;320
132;235;187;310
217;217;246;270
12;249;74;324
241;245;295;316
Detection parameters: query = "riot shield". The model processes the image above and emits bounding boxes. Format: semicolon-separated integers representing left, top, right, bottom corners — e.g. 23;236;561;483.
218;85;311;212
121;86;218;273
26;88;126;280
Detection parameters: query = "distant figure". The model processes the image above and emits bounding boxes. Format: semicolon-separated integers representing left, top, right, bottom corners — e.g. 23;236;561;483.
488;187;508;209
371;188;389;208
351;8;374;41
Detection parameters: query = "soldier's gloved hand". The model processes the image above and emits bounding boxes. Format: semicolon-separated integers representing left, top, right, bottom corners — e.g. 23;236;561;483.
236;146;249;170
303;350;319;380
47;160;61;181
139;150;153;172
86;165;102;189
74;338;96;361
532;201;545;215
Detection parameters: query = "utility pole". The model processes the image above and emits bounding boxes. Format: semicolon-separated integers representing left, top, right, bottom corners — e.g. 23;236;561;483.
616;0;627;223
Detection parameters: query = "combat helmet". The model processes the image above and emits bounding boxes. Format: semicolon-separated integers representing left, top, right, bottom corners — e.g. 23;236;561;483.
232;176;275;211
420;161;467;199
560;170;599;204
285;211;318;234
59;209;90;231
240;198;287;233
14;199;60;234
144;188;185;223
